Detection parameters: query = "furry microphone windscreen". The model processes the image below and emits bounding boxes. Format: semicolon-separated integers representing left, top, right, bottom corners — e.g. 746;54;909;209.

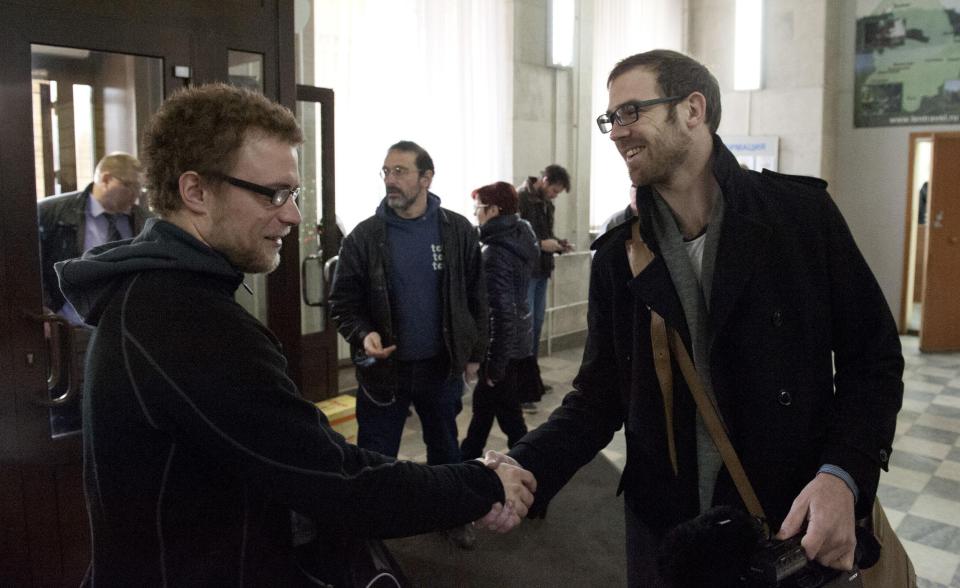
656;505;763;588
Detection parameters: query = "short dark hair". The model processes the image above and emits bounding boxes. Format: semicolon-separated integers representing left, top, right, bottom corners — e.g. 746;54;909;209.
389;140;434;176
607;49;722;134
541;164;570;191
472;181;519;215
142;83;302;216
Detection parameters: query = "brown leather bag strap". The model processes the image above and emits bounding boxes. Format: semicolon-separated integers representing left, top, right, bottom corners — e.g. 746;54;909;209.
650;312;678;475
665;328;768;525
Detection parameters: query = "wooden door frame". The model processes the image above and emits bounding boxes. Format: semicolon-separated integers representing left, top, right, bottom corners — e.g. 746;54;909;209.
919;132;960;352
900;132;933;333
899;131;960;335
0;2;298;584
296;84;338;402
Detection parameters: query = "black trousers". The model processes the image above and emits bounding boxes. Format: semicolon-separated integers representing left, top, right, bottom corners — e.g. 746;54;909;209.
460;358;529;460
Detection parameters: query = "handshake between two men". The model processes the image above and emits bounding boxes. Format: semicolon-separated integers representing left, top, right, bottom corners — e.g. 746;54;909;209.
474;450;537;533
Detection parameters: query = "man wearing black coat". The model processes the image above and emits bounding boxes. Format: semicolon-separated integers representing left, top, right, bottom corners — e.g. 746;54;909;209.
329;141;489;548
501;50;904;585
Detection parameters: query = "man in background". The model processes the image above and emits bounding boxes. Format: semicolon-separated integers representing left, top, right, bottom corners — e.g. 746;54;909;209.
329;140;488;549
517;164;573;409
38;152;149;324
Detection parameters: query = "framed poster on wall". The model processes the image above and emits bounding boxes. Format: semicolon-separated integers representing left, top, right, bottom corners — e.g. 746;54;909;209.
855;0;960;127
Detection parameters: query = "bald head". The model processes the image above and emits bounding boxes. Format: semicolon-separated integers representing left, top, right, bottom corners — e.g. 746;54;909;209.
91;152;143;214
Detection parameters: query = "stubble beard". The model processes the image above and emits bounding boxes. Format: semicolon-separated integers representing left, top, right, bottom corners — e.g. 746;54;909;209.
628;124;692;188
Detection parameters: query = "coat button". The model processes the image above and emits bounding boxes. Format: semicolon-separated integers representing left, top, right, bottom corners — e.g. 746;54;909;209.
879;449;889;463
777;389;792;406
772;310;783;327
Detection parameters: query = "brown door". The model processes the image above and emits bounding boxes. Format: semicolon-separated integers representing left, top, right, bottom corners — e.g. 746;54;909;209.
920;134;960;351
0;2;305;585
296;85;340;402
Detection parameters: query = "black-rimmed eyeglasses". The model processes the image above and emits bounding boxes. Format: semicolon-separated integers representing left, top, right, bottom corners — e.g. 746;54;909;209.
596;96;683;134
216;174;301;207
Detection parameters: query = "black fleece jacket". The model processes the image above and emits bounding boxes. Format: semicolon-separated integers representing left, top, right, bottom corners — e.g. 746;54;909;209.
57;218;503;586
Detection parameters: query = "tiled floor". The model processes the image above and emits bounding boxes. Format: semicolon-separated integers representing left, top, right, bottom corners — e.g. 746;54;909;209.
368;335;959;586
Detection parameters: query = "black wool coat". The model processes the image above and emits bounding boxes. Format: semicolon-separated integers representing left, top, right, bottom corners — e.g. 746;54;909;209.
510;138;904;536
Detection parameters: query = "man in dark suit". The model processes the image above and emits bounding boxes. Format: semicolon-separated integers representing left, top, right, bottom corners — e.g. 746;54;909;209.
38;152;150;324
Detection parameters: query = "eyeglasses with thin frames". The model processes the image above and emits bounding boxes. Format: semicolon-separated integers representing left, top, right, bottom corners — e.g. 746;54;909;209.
215;173;301;207
596;95;684;134
380;166;418;180
473;203;490;214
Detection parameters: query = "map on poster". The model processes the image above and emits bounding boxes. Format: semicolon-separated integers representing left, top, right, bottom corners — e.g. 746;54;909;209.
855;0;960;127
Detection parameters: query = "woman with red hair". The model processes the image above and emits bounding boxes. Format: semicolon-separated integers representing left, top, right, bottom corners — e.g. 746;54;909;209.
461;182;539;460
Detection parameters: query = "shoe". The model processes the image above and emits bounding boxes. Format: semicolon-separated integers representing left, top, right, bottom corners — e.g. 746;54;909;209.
445;524;477;550
542;384;553;394
521;402;539;414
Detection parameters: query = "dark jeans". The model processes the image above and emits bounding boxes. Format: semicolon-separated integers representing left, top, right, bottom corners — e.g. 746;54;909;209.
526;276;548;356
356;356;463;465
460;359;529;460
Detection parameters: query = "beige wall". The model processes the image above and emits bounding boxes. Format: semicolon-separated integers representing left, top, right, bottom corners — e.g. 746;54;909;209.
506;0;950;345
513;0;596;344
828;0;957;324
650;0;950;323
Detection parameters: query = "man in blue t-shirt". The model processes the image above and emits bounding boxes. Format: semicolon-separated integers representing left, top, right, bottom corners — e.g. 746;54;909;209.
329;141;488;548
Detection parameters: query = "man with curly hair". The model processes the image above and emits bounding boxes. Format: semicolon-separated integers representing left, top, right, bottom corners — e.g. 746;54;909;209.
56;84;535;586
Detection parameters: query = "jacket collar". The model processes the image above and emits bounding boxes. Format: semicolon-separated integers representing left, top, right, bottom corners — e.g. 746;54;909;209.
617;136;772;347
704;135;772;340
58;184;95;228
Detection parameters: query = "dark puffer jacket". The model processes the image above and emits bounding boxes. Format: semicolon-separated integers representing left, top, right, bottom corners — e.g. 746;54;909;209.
480;214;539;383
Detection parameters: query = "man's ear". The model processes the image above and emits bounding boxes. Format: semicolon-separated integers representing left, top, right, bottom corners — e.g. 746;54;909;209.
178;171;210;214
682;92;708;130
420;169;434;190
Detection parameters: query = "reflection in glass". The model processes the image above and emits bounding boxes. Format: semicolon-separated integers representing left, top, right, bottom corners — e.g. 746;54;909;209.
228;50;267;323
298;99;324;335
228;50;264;93
31;44;164;438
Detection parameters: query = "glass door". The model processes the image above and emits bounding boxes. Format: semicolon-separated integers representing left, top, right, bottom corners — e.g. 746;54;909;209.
31;45;164;439
296;85;339;402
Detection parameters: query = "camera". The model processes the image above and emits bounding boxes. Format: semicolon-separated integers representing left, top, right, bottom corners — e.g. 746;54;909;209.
746;535;860;588
657;506;865;588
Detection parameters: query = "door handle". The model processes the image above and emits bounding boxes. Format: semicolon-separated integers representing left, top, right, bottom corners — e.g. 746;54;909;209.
324;255;339;287
23;310;78;407
301;254;325;307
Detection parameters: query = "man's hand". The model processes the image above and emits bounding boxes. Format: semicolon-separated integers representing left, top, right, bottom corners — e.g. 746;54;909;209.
776;473;857;571
541;238;563;253
475;460;536;533
559;238;575;253
482;449;520;469
362;331;396;359
464;362;480;384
